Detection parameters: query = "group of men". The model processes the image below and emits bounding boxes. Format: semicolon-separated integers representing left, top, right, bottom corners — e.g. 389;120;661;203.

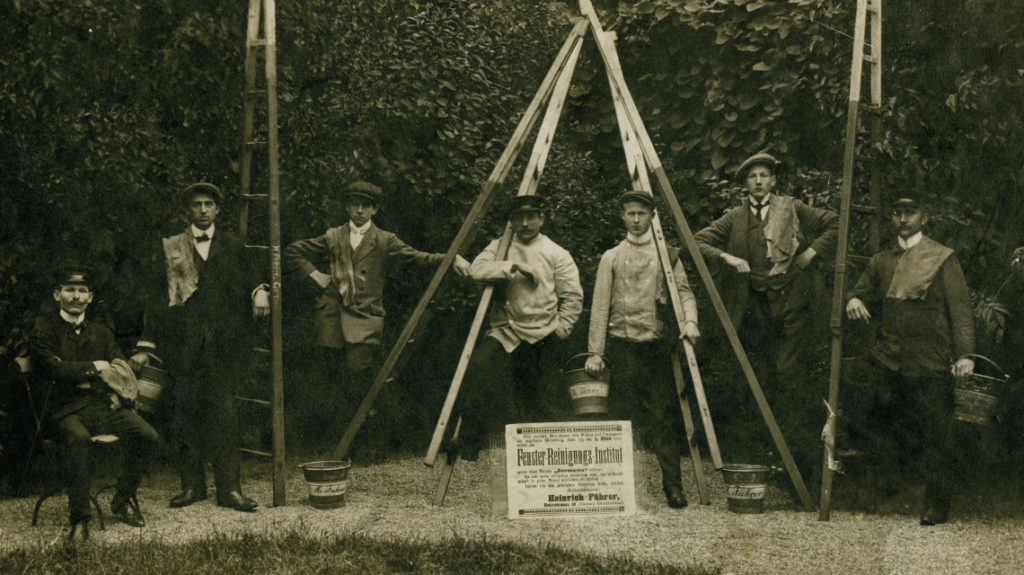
30;151;976;546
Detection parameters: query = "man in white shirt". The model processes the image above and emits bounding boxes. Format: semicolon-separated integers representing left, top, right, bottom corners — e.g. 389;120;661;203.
452;195;583;461
584;190;699;508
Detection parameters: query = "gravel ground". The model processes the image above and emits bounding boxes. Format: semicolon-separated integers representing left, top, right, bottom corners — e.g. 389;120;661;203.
2;449;1022;574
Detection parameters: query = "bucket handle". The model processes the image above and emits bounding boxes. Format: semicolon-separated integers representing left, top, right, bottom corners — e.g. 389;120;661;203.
964;354;1009;380
561;352;611;373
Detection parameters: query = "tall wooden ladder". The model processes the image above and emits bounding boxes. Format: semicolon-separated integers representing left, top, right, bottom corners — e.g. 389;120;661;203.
820;0;883;521
237;0;286;507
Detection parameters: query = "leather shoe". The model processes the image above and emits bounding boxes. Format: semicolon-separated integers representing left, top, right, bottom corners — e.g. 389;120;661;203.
217;490;258;512
169;487;208;508
111;492;145;527
664;485;688;509
68;519;90;545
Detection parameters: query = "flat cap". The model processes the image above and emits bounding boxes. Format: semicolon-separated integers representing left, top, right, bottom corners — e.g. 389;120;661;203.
183;182;224;205
505;195;547;218
56;264;93;287
618;189;655;208
890;190;927;209
735;152;780;181
344;181;383;205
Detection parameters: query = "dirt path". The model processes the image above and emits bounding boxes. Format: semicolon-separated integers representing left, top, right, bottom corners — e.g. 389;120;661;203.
2;451;1022;574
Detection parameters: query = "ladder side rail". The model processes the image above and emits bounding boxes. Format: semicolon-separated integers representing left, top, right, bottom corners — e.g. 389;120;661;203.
260;0;286;508
581;0;814;510
239;0;263;241
671;353;710;504
330;21;589;463
820;0;870;521
424;36;585;467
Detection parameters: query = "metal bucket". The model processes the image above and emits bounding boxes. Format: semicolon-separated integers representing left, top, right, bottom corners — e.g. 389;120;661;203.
299;460;351;509
722;464;772;514
954;354;1009;426
135;363;166;413
561;353;610;416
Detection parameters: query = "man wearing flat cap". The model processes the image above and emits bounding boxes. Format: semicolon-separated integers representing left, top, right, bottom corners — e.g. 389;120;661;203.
284;181;470;451
451;195;584;461
132;182;268;512
845;191;974;526
585;190;700;508
694;152;838;486
31;265;158;543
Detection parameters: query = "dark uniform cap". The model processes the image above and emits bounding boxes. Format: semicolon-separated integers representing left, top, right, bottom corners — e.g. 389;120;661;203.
618;189;655;208
57;264;93;288
735;152;780;181
505;195;547;218
183;182;224;205
890;190;927;209
344;181;383;205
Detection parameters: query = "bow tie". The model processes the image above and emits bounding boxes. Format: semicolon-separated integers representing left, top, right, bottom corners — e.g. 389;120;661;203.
65;320;85;332
194;234;211;243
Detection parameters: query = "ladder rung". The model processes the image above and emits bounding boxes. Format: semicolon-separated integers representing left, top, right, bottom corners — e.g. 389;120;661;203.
244;141;267;148
242;193;268;201
851;204;877;214
863;53;878;64
246;89;267;98
236;396;272;407
240;447;272;457
860;103;883;115
866;0;881;13
245;244;270;250
248;39;269;47
253;347;272;354
849;254;872;265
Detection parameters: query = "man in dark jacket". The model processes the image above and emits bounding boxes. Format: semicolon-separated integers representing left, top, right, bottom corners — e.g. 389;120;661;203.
845;192;975;526
131;183;268;512
694;152;838;485
284;181;469;449
31;266;157;544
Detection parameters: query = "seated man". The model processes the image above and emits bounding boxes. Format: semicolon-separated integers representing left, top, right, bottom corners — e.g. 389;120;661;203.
30;265;158;544
845;192;974;526
585;190;700;508
454;195;583;460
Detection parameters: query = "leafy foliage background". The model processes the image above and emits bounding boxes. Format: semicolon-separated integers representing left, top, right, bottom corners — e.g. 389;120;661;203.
3;0;1024;449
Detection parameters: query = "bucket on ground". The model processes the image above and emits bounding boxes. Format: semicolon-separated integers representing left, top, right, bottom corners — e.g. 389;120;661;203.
561;353;610;416
135;361;166;413
299;460;352;509
722;464;772;514
953;354;1009;425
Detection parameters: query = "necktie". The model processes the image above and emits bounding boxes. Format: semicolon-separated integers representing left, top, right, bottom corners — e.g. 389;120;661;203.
195;234;210;243
751;201;768;221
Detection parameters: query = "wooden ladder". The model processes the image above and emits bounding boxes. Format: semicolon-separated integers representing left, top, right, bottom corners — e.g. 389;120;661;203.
819;0;884;521
237;0;286;507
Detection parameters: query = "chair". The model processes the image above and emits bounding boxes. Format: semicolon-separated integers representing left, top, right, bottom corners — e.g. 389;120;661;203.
17;356;127;530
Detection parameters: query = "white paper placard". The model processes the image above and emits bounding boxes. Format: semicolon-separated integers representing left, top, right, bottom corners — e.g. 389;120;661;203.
505;421;636;519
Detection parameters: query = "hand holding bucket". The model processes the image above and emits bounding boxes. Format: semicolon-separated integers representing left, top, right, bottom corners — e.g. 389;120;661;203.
562;353;611;416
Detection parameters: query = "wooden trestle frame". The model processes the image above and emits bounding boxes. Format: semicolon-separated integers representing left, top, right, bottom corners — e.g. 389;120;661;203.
329;0;815;512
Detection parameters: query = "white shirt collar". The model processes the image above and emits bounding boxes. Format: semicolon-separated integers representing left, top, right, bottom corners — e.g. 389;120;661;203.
898;232;923;250
626;229;654;246
749;193;772;208
350;220;372;235
60;310;85;326
191;223;215;239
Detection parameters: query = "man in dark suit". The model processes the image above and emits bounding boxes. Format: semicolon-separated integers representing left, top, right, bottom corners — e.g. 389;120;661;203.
694;152;837;484
31;265;158;544
131;183;268;512
845;192;974;526
284;181;469;449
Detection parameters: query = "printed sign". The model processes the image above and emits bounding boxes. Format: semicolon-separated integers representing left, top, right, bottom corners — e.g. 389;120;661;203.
505;421;636;519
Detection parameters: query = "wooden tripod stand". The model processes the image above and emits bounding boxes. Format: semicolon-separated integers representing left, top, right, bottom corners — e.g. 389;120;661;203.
329;1;815;513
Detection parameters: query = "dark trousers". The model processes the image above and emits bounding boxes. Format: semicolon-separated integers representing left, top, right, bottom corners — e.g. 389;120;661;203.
726;275;821;481
55;401;158;524
173;362;242;494
320;343;381;450
604;338;684;489
845;358;958;503
459;333;568;451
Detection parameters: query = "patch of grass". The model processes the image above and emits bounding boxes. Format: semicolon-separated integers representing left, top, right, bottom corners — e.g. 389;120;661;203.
0;529;718;575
